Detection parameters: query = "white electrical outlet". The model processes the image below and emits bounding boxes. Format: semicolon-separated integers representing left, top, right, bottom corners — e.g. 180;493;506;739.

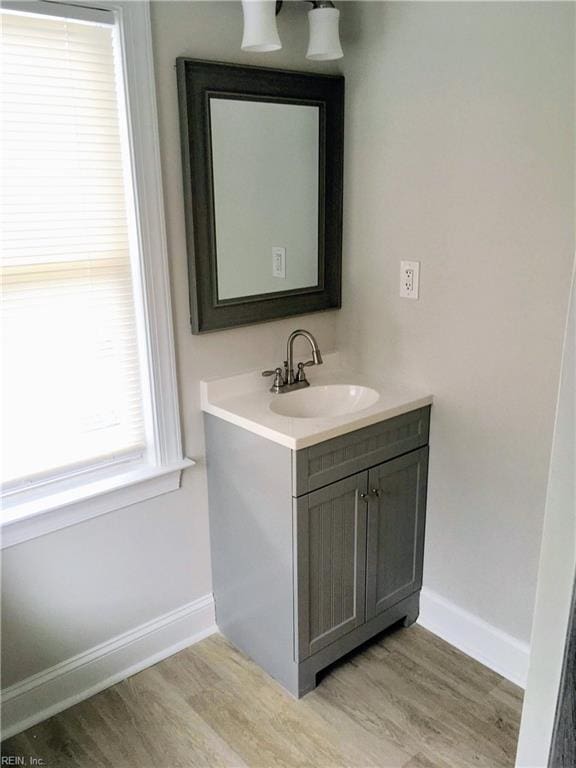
400;260;420;299
272;246;286;278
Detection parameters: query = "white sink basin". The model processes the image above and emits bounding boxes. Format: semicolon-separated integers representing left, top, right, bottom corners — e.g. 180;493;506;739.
269;384;380;419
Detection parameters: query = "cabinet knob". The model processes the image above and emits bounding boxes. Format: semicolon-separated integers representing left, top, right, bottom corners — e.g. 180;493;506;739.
358;492;369;501
371;488;381;497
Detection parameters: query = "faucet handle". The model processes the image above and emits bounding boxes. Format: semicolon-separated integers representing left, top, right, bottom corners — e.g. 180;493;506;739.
262;367;285;393
295;362;308;383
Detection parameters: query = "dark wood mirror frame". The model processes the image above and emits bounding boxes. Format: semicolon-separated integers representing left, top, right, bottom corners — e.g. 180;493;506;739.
176;59;344;334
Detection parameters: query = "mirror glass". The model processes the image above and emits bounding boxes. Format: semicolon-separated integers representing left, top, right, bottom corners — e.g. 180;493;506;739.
210;98;320;301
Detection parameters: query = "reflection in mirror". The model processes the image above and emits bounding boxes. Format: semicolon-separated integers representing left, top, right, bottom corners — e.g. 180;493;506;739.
210;98;320;301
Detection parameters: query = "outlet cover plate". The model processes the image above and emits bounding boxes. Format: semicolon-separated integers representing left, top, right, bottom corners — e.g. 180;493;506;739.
272;246;286;279
400;260;420;299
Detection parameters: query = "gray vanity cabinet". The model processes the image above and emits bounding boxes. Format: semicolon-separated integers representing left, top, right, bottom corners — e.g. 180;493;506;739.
295;445;429;662
205;406;430;698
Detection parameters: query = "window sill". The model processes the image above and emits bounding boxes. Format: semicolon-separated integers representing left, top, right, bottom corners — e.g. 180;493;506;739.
1;458;195;549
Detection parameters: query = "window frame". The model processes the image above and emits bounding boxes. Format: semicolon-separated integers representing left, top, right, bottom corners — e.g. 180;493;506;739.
0;0;192;548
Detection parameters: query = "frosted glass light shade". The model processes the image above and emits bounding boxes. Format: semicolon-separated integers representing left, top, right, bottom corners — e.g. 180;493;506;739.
306;7;343;61
241;0;281;52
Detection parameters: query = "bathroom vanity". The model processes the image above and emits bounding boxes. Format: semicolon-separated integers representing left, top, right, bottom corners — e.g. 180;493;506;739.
202;354;432;697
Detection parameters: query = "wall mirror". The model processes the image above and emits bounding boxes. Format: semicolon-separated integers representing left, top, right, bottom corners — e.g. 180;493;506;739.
176;59;344;333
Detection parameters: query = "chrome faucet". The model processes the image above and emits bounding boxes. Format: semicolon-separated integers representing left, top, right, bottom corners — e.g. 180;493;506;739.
262;329;323;393
286;329;323;385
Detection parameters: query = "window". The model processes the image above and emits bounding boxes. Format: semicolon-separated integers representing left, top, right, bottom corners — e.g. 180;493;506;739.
2;8;145;485
0;1;190;547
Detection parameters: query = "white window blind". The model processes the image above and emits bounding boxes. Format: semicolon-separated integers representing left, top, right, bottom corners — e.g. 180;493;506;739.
1;8;147;490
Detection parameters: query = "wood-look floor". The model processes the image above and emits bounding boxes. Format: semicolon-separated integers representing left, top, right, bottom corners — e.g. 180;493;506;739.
2;624;523;768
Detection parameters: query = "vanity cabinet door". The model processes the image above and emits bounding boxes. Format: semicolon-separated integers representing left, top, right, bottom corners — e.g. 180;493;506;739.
295;473;368;661
365;447;429;621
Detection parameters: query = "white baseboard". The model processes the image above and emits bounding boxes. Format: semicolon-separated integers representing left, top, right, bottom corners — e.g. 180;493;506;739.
1;593;216;741
418;587;530;688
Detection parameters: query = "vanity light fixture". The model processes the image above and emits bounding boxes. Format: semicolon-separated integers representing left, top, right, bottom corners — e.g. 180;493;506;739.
241;0;343;61
306;2;343;60
241;0;282;52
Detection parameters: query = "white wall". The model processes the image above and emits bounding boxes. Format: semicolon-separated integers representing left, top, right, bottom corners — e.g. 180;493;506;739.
516;268;575;767
0;1;340;689
338;1;575;644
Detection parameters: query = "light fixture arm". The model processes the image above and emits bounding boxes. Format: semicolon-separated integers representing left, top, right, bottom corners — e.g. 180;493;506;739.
275;0;335;15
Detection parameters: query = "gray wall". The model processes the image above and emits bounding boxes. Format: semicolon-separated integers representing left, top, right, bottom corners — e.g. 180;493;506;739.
0;1;339;688
2;0;574;689
338;1;575;643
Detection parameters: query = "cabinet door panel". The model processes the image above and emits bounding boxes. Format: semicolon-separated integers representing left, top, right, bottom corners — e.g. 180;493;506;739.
295;473;368;661
366;447;428;620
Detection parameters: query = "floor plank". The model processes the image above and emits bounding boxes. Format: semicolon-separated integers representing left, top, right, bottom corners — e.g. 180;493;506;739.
2;624;523;768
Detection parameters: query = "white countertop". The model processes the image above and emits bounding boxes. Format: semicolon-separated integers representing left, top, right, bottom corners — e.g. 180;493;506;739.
200;354;433;450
